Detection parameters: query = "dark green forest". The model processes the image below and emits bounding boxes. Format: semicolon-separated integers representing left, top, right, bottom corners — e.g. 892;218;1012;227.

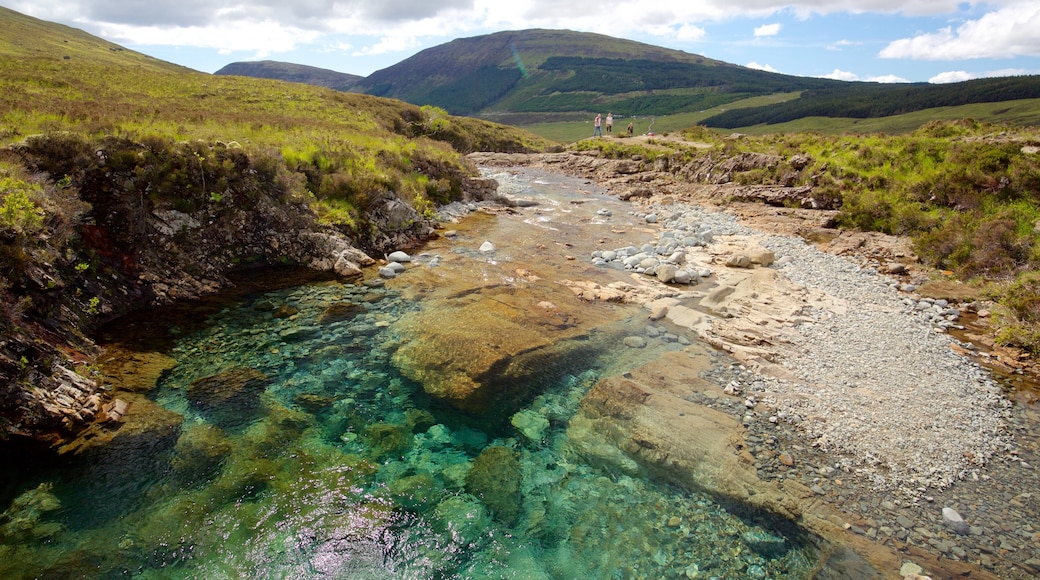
539;57;843;95
702;76;1040;127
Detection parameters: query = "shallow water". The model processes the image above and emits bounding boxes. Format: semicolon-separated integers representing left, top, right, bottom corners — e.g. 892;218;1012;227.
0;170;818;578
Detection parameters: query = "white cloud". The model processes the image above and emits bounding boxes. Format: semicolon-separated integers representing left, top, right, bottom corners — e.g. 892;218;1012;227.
353;35;423;57
929;71;974;83
820;69;909;83
753;23;781;37
96;20;321;55
674;24;707;42
746;61;779;72
930;67;1034;83
827;39;857;51
867;74;911;83
821;68;860;81
880;2;1040;60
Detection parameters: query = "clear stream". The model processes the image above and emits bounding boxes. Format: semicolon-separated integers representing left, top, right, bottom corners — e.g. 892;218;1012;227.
0;170;818;578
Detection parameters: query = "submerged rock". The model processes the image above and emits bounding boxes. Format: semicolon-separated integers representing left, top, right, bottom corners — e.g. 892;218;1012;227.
170;423;233;487
318;301;363;324
185;367;271;429
390;284;607;415
465;446;521;525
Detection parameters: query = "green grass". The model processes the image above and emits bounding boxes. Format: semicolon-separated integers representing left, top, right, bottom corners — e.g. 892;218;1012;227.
724;98;1040;136
517;92;801;143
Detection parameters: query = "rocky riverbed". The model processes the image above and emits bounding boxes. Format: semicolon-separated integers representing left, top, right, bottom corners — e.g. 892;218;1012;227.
470;152;1039;580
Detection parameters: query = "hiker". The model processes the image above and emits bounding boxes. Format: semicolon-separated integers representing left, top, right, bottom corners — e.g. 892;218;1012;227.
593;113;602;137
626;122;633;136
605;112;613;134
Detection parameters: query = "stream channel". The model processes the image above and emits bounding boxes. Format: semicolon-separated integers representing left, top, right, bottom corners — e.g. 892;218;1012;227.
0;169;819;578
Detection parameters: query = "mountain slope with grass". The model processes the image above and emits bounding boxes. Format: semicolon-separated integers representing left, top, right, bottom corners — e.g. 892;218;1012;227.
0;5;552;448
353;29;844;120
215;60;362;91
219;29;1040;136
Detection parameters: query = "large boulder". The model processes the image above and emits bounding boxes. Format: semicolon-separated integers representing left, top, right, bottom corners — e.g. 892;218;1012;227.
390;284;610;415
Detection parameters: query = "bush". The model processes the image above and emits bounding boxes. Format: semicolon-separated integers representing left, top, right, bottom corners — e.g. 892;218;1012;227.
0;181;44;235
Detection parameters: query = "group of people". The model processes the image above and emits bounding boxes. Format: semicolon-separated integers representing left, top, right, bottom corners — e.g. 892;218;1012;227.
593;112;634;137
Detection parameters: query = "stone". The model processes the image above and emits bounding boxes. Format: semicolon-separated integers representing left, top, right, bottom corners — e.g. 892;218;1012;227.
725;254;752;268
656;264;678;283
433;496;490;545
390;283;608;414
465;446;521;525
364;422;413;460
273;304;298;319
387;250;411;262
185;367;271;428
779;452;795;467
479;241;495;253
941;507;970;535
623;336;647;348
318;301;362;324
170;423;232;486
648;304;669;321
511;409;549;443
899;562;923;577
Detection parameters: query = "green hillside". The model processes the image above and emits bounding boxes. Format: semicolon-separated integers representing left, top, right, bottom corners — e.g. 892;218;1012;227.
702;76;1040;129
355;29;844;119
216;29;1040;138
215;60;362;91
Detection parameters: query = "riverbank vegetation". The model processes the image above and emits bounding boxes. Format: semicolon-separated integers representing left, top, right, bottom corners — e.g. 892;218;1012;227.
574;121;1040;354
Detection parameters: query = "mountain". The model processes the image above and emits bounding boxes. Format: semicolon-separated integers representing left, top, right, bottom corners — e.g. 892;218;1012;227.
218;29;1040;133
0;5;193;73
353;29;844;120
215;60;362;91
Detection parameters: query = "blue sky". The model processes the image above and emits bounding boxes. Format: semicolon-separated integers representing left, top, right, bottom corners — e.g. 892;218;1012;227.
5;1;1039;84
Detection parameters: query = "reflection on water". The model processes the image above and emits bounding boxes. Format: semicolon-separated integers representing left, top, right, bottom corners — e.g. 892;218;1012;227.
0;170;818;578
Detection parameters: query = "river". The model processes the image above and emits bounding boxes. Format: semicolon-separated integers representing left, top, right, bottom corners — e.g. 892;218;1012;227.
0;169;818;578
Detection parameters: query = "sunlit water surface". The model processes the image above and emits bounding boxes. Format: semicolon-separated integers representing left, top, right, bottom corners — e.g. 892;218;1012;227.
0;170;817;578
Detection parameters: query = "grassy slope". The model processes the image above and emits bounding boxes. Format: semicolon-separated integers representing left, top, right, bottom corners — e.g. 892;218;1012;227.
519;93;802;142
518;95;1040;142
0;7;550;153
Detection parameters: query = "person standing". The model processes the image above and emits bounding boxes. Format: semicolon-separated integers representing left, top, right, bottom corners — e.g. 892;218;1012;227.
605;112;613;135
626;122;634;137
593;113;602;137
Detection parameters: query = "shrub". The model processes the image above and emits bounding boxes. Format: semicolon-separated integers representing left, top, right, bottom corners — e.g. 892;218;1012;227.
0;178;45;235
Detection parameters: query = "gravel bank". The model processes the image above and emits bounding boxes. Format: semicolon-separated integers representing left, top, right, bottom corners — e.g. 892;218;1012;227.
643;202;1014;495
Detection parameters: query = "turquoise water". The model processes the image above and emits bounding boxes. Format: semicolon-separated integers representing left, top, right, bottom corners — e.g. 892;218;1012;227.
0;171;818;578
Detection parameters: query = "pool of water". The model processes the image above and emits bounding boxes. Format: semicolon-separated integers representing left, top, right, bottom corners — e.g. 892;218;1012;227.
0;170;819;579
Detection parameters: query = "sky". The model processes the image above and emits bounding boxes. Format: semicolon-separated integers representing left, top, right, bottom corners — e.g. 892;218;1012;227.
5;1;1040;84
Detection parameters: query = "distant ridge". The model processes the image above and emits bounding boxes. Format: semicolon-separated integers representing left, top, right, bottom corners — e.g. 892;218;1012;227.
209;28;1040;131
215;60;362;91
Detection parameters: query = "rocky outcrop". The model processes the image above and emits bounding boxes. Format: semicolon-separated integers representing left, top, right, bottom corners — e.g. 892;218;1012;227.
1;134;492;450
